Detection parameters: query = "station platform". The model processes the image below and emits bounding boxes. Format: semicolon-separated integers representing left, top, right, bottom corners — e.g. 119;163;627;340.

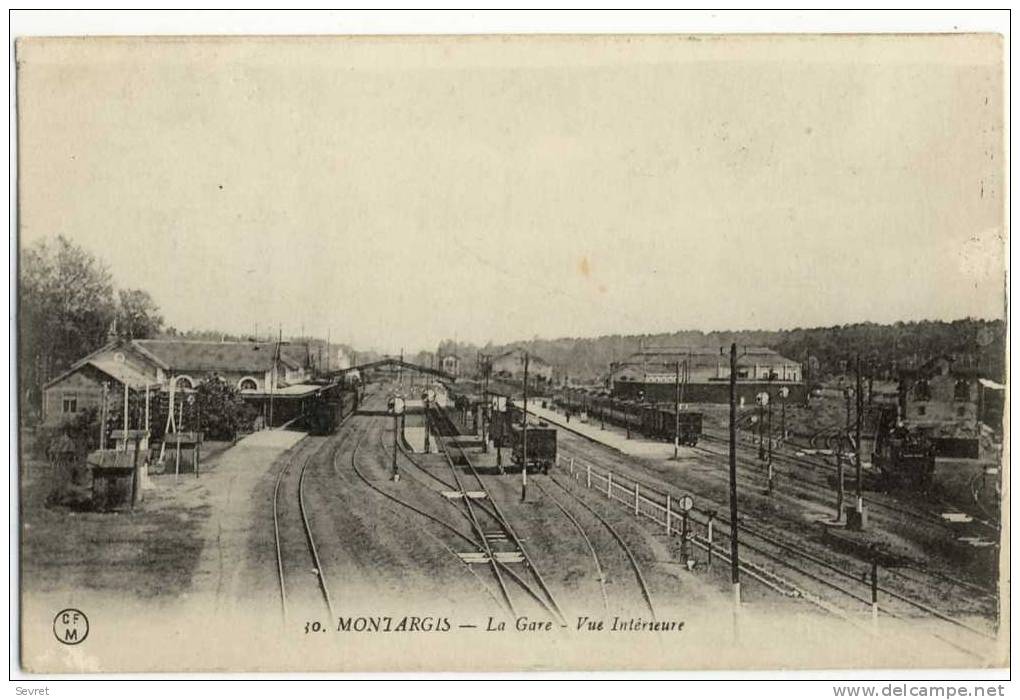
234;427;308;450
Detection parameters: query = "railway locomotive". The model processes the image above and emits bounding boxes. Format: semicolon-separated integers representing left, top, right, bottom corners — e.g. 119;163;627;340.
554;387;703;446
873;427;937;489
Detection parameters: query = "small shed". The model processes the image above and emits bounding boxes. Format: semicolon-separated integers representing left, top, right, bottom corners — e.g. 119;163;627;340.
87;450;138;512
161;431;204;475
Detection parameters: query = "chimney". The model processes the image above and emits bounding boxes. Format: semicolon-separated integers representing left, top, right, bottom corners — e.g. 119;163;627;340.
106;318;119;344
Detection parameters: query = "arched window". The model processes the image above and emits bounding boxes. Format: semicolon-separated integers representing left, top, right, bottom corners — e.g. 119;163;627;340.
238;377;259;392
175;376;194;391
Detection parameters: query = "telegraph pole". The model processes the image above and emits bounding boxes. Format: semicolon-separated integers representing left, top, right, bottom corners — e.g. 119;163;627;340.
521;351;529;502
423;394;431;454
728;343;741;612
836;434;846;520
767;393;774;494
673;360;681;459
855;354;865;525
392;410;399;481
758;397;766;461
481;354;490;453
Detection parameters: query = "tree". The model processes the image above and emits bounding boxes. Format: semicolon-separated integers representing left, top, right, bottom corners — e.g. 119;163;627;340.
19;236;116;412
117;288;164;339
191;375;256;440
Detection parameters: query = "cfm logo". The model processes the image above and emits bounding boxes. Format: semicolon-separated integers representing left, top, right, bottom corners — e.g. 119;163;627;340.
53;609;89;645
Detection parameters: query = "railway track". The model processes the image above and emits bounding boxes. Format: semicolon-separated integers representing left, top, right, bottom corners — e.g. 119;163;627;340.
430;407;568;626
272;437;335;622
543;475;658;622
381;433;572;621
571;414;1000;603
338;408;560;622
542;422;997;660
426;402;664;622
708;426;1003;537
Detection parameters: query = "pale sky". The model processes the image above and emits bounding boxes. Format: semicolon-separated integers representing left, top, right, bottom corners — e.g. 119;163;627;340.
17;35;1005;353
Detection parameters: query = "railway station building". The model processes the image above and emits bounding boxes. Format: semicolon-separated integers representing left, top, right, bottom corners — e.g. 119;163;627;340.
609;346;805;405
41;337;315;425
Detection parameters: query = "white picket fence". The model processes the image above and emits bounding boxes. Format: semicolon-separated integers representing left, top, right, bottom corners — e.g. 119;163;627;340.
553;453;802;597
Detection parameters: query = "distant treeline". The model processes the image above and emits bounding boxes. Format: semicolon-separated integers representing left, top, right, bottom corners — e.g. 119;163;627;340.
436;318;1006;385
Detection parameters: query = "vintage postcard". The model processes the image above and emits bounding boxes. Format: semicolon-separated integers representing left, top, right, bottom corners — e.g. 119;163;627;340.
14;33;1007;673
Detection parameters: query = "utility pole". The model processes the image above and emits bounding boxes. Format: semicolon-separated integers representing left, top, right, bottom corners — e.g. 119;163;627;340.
390;396;404;482
392;409;399;481
521;351;529;502
728;343;741;613
481;354;490;453
767;393;774;494
758;396;766;461
836;434;846;520
269;328;281;428
123;380;129;440
673;360;681;459
423;394;431;453
855;354;865;526
844;385;853;435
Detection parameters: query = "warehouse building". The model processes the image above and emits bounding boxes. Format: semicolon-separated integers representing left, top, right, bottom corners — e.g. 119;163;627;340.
610;346;805;405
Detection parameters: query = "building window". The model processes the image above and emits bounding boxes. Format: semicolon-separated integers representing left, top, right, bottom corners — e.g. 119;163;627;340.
916;405;927;416
238;377;258;392
175;376;194;391
954;379;970;401
914;380;931;401
956;405;966;417
61;393;78;414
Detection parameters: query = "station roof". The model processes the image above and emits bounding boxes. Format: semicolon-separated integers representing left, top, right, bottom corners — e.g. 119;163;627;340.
88;357;161;388
135;339;305;373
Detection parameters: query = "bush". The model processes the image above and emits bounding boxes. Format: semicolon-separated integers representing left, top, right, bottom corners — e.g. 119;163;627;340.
103;374;257;443
35;407;102;461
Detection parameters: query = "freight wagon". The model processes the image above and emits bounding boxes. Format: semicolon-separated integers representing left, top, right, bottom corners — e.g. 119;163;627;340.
553;389;702;446
509;423;557;473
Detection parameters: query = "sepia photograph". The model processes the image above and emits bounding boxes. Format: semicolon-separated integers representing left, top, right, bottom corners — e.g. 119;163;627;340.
11;16;1009;679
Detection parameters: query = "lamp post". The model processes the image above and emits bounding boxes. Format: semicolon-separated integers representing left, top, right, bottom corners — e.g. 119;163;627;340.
779;386;789;441
389;396;404;482
757;392;766;462
493;394;504;471
756;391;771;492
